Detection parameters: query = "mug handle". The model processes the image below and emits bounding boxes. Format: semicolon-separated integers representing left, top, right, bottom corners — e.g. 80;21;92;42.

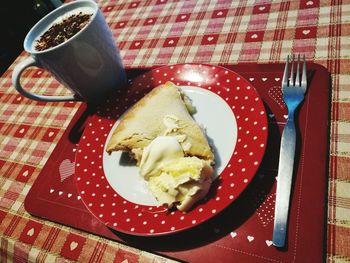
12;56;80;102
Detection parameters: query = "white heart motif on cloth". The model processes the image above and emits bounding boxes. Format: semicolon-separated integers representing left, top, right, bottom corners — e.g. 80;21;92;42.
306;0;314;5
259;6;266;11
247;235;254;242
70;241;78;251
207;36;214;42
266;240;273;247
27;228;34;237
59;159;75;182
302;29;311;35
230;232;237;238
168;40;174;45
251;34;258;39
22;170;29;177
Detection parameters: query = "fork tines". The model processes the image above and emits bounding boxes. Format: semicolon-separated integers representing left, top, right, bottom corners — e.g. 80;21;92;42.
283;54;306;90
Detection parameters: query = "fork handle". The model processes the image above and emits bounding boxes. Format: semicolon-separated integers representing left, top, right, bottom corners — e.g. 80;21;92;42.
272;117;296;247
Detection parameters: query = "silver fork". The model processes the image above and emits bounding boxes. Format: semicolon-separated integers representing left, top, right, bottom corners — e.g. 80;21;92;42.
272;54;307;248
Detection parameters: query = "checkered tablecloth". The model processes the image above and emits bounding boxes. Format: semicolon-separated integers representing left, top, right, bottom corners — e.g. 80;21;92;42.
0;0;349;262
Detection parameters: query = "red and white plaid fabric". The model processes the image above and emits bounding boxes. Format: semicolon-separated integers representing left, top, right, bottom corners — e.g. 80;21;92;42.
0;0;349;262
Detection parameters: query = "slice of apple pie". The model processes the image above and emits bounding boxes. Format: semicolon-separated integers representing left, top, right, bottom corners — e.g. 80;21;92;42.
106;81;215;211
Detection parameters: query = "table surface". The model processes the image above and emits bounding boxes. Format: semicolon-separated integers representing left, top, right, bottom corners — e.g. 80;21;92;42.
0;0;349;262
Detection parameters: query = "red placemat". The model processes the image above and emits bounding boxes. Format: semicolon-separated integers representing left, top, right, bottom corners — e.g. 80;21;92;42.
25;63;330;262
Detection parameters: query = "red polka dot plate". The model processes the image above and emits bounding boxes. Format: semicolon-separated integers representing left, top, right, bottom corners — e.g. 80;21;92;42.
75;64;268;236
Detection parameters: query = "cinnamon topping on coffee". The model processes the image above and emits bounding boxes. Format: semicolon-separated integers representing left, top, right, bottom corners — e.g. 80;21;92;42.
35;12;92;51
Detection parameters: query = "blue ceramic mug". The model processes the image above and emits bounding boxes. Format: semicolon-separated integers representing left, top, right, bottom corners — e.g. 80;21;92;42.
12;0;126;103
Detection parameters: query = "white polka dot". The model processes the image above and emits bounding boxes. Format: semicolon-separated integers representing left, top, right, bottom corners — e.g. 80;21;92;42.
254;161;258;165
150;229;154;233
199;208;203;212
126;218;131;222
242;168;246;172
161;220;165;224
243;179;248;183
99;214;103;218
113;223;117;226
260;144;265;147
229;195;234;199
192;220;196;224
171;227;176;231
112;212;116;216
249;152;253;156
212;209;217;213
100;204;104;207
123;209;128;213
143;221;147;225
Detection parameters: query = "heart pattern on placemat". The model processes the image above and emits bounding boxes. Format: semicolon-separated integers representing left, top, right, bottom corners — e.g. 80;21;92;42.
255;193;276;227
59;159;75;182
268;86;285;109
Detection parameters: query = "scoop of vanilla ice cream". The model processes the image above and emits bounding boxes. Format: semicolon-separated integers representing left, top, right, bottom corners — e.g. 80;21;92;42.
140;136;184;179
140;136;213;211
